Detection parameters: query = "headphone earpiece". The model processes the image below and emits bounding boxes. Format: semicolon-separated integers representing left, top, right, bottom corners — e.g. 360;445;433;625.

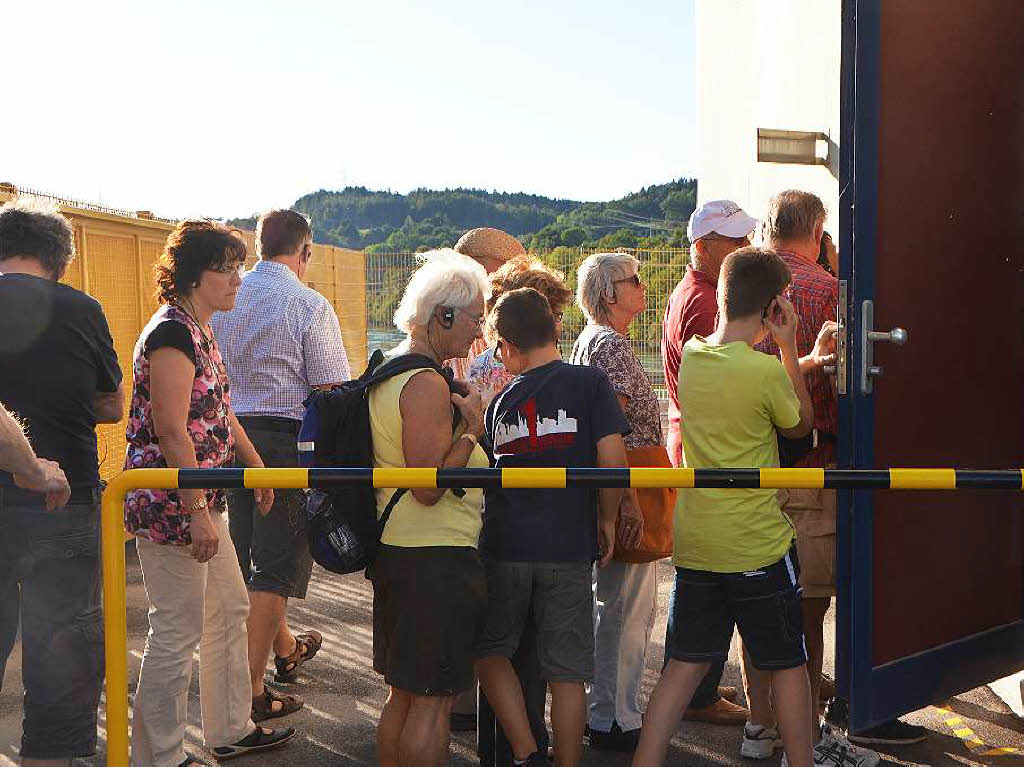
440;307;455;329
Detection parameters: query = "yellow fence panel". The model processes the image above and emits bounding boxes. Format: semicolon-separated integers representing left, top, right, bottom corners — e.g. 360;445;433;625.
0;186;369;478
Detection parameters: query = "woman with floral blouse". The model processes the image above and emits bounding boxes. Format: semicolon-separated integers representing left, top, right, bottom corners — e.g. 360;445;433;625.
124;220;294;766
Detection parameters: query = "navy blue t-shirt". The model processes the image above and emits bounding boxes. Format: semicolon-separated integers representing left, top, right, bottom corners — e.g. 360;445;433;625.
481;360;630;562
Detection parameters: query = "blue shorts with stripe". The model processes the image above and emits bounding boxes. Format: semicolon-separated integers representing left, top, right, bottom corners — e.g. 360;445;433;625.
667;543;808;671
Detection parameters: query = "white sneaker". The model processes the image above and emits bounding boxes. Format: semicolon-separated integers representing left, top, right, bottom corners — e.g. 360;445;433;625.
741;723;783;759
783;724;880;767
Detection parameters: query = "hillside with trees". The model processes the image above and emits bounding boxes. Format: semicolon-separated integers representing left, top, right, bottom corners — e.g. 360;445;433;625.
227;178;696;254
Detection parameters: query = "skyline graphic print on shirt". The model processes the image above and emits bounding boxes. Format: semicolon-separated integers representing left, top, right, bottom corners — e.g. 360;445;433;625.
493;398;578;455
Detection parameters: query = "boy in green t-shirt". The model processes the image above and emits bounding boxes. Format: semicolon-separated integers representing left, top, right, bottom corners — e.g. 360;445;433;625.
634;248;815;767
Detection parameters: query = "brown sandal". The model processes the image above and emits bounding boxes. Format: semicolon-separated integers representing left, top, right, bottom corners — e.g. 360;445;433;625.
251;685;304;722
274;630;323;682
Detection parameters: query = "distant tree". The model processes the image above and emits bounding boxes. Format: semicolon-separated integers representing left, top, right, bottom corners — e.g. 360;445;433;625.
660;188;697;225
560;226;586;248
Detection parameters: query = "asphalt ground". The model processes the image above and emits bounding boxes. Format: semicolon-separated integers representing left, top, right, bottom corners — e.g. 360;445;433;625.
1;552;1022;765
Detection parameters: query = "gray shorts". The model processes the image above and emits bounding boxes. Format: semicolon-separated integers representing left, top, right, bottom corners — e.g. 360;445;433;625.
475;559;595;684
228;417;314;599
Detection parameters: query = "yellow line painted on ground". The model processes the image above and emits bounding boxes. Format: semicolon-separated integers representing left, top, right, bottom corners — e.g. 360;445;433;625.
933;705;1021;757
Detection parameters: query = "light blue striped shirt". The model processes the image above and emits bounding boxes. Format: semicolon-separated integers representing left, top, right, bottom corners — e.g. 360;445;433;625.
213;260;350;420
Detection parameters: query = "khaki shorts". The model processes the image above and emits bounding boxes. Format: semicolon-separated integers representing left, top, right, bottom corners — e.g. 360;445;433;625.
779;483;836;599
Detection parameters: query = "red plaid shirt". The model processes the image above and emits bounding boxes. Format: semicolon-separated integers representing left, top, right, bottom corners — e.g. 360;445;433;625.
756;251;838;465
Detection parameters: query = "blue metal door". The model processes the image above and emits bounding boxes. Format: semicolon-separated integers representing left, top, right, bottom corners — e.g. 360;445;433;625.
836;0;1024;732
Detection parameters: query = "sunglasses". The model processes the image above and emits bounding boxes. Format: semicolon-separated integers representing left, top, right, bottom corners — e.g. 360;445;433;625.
614;274;642;287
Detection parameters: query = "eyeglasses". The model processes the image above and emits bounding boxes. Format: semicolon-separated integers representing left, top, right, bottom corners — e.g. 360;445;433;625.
456;308;485;328
212;262;245;275
614;274;642;287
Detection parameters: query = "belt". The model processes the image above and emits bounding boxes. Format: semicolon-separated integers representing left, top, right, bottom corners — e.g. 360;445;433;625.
0;485;102;507
237;415;301;434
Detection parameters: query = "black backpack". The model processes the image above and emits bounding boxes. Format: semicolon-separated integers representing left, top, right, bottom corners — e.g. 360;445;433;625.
300;349;461;574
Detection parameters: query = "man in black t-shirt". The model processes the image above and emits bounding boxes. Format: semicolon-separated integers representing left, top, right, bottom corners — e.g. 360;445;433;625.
474;288;629;767
0;198;123;762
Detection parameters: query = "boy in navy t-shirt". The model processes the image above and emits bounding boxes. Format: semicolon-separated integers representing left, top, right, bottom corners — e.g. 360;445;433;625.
474;287;629;767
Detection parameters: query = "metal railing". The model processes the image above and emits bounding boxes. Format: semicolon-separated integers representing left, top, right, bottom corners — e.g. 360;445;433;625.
100;466;1024;766
365;247;689;402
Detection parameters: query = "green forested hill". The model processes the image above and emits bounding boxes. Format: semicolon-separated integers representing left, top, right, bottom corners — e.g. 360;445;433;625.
227;178;697;253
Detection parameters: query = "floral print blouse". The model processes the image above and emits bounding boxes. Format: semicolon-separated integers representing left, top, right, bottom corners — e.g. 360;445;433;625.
124;304;234;546
569;323;663;449
467;346;517;408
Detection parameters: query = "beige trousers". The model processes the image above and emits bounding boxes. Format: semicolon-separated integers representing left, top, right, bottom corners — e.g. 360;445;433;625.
132;512;255;767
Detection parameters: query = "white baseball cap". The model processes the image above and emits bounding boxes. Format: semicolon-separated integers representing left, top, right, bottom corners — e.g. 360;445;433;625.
687;200;758;243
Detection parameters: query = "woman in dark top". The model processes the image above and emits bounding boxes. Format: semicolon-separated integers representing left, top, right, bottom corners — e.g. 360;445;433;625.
124;220;294;765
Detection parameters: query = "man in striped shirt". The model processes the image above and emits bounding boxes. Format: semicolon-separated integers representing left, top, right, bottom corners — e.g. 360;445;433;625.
213;210;350;722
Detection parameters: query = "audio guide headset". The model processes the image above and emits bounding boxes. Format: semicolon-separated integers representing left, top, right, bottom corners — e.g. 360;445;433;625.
439;307;455;329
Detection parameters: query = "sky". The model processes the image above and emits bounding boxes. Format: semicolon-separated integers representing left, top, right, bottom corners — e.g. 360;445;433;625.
1;0;695;220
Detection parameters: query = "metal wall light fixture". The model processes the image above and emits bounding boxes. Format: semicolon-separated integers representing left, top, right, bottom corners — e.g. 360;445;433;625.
757;128;830;165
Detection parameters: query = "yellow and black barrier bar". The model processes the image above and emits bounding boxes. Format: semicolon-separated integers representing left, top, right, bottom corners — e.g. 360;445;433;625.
162;466;1024;491
99;466;1024;766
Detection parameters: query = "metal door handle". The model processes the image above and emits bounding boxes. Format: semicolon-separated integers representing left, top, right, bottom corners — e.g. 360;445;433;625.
860;300;908;394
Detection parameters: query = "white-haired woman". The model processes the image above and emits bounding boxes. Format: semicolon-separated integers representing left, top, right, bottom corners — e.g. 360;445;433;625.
570;252;675;753
369;249;491;767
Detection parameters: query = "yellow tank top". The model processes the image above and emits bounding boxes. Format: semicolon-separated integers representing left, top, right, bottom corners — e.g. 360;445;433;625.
368;368;487;548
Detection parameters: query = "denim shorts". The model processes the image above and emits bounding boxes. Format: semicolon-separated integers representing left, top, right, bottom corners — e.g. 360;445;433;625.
475;559;595;684
228;417;314;599
668;544;807;671
0;490;103;759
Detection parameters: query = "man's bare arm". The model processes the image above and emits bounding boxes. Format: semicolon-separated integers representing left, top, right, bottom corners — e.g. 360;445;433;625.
0;407;70;509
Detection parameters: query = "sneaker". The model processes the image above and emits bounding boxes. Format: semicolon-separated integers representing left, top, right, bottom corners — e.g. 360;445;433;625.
587;721;641;752
212;726;296;760
848;719;927;746
794;724;880;767
740;723;782;759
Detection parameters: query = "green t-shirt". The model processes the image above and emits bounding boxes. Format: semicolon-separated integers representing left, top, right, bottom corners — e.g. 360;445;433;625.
674;337;801;572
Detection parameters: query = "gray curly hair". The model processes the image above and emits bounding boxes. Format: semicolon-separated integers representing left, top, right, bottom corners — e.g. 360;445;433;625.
0;197;75;279
575;252;640;325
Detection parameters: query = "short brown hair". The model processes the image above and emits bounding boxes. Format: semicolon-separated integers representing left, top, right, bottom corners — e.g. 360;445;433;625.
488;288;557;352
155;220;247;304
762;190;826;243
0;198;74;279
486;256;573;316
719;247;792;321
256;209;312;259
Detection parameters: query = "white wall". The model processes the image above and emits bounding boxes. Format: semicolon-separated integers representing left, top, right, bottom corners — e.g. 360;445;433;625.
695;0;841;234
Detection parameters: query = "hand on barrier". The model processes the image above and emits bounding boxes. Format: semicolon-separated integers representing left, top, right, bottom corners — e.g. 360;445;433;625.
14;457;71;510
616;490;645;551
255;488;274;515
189;509;219;563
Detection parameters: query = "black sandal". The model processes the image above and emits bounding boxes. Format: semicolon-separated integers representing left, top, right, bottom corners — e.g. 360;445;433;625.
274;630;323;682
251;686;304;722
213;726;296;760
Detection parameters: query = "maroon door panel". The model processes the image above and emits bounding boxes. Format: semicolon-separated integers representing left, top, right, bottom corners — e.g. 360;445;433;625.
869;0;1024;666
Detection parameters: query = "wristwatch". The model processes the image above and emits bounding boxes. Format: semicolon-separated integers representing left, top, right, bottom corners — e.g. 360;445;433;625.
185;496;208;514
